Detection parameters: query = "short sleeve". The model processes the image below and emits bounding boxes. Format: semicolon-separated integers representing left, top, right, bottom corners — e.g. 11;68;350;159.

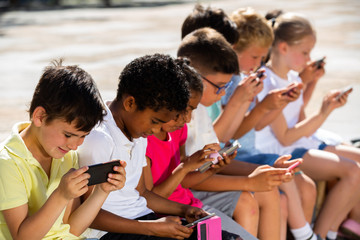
77;130;114;167
0;158;28;210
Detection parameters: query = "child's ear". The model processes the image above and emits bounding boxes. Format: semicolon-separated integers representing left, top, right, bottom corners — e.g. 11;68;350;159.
123;96;137;112
32;106;47;127
278;41;289;55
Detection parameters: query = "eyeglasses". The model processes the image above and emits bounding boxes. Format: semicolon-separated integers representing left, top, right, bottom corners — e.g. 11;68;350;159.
201;75;233;94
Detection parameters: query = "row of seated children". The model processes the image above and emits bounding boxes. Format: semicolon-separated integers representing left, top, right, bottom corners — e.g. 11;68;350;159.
1;3;359;240
203;5;360;240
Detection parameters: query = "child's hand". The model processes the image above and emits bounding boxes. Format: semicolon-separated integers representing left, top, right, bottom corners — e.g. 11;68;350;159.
260;88;289;110
183;143;219;171
273;155;302;180
183;206;208;223
99;160;127;193
299;58;326;85
151;216;193;239
57;166;90;201
282;82;304;102
233;73;264;102
248;165;291;191
321;89;349;114
210;150;235;171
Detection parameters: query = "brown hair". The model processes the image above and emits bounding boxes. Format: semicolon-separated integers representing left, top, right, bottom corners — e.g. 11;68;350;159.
177;27;239;76
181;4;239;45
29;59;105;132
272;12;315;46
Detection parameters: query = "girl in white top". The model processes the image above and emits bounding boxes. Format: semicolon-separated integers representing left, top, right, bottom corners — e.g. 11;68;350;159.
255;12;360;239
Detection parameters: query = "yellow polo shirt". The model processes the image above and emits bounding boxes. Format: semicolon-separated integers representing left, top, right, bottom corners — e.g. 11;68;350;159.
0;122;84;240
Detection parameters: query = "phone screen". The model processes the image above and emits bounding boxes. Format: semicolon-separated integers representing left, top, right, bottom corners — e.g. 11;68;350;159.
184;213;216;228
86;160;120;186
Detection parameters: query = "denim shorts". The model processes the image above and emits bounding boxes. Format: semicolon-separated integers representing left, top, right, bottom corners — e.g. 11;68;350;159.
290;142;328;159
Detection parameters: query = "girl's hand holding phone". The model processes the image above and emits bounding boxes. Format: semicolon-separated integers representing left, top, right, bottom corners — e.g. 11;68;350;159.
299;57;326;85
183;143;219;172
321;88;351;114
282;82;303;101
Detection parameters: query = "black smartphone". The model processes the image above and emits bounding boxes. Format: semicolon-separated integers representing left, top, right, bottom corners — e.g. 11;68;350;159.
314;57;325;69
184;213;216;228
85;160;121;186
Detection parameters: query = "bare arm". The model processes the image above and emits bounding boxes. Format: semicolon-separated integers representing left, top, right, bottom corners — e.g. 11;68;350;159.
213;74;261;143
191;166;290;192
65;162;126;236
299;59;325;107
2;191;69;240
2;167;91;240
270;90;347;146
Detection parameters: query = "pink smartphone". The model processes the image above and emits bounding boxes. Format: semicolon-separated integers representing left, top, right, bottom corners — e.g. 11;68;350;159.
287;161;300;171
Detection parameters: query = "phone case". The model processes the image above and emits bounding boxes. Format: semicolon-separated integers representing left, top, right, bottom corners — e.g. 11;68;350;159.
85;160;120;186
197;216;222;240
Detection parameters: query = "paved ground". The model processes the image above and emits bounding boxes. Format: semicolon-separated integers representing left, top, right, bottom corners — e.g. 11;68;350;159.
0;0;359;142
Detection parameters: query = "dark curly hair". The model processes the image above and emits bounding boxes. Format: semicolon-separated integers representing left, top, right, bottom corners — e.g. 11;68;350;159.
29;59;106;132
116;54;190;113
175;57;203;97
181;4;239;45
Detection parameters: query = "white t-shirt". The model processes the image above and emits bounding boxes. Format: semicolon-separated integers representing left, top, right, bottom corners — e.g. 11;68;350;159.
255;67;321;155
185;103;219;156
78;102;152;237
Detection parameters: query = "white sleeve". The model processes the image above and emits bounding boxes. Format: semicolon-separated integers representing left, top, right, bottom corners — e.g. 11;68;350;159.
257;76;272;102
77;130;114;167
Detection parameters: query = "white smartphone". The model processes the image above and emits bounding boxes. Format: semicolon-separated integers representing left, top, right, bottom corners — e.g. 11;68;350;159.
184;213;216;228
198;141;241;173
335;86;353;101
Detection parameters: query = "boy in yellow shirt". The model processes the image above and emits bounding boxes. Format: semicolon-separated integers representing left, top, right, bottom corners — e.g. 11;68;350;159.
0;60;126;240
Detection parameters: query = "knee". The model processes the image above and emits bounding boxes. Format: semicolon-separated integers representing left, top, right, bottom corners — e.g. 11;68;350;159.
300;179;317;206
344;162;360;186
237;191;259;215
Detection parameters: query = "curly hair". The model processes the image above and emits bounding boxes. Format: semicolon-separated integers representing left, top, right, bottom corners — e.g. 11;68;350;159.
181;4;239;45
116;54;190;113
29;59;106;132
175;57;203;97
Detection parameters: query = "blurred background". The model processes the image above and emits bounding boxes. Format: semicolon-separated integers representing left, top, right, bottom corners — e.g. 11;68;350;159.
0;0;359;142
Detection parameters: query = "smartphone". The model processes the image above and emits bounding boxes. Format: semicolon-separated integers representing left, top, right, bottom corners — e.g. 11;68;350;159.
252;69;265;86
314;57;325;69
198;141;241;173
335;86;353;101
256;70;264;79
184;213;216;228
287;161;301;171
85;160;121;186
281;85;298;96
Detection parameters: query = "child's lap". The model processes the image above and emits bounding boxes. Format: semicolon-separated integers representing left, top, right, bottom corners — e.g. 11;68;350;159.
236;153;279;166
190;190;241;217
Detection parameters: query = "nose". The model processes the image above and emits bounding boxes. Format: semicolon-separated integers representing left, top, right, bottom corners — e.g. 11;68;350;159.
183;111;192;123
218;89;226;98
151;125;162;135
67;137;84;151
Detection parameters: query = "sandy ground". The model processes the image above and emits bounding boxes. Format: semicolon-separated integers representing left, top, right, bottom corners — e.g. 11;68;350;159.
0;0;359;142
